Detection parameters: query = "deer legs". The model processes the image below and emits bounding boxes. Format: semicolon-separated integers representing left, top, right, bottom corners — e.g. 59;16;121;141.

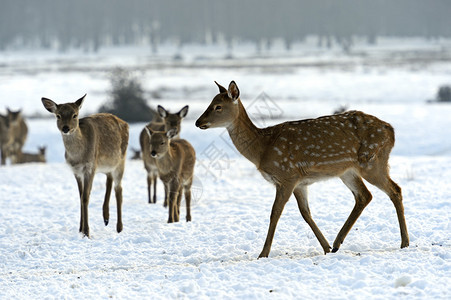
103;174;113;226
76;172;94;237
258;185;293;258
76;171;124;237
293;186;331;254
333;172;373;252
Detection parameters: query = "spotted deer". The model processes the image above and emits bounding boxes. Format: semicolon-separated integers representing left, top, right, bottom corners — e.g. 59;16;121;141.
144;127;195;223
196;81;408;258
139;105;189;205
42;95;129;237
11;146;46;164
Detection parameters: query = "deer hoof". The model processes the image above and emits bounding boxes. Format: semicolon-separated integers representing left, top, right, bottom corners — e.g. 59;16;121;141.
331;247;339;253
104;219;109;226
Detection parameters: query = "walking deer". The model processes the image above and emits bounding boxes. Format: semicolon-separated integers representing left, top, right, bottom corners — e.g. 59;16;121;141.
195;81;409;258
143;127;195;223
42;94;129;237
140;105;189;205
11;146;46;164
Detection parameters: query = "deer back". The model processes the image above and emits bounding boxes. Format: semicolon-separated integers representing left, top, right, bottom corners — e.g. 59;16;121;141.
84;113;129;166
259;110;394;183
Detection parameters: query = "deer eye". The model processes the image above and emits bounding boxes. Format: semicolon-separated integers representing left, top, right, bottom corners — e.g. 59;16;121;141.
56;114;61;119
215;105;222;111
160;142;165;145
72;114;77;119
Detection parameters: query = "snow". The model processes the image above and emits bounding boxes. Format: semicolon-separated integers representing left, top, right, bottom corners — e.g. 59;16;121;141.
0;40;450;299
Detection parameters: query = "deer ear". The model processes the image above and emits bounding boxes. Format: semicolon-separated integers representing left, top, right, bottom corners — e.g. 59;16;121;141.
158;105;168;118
41;98;58;113
178;105;189;118
228;81;240;101
144;126;154;138
166;128;177;139
75;94;86;109
215;81;227;94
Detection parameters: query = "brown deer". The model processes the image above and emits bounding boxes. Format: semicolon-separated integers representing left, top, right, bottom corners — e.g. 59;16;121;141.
7;108;28;159
196;81;409;258
41;94;129;237
11;146;46;164
143;127;195;223
139;105;189;205
0;114;13;165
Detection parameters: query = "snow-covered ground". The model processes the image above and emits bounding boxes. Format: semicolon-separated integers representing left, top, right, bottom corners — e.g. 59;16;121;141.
0;40;450;299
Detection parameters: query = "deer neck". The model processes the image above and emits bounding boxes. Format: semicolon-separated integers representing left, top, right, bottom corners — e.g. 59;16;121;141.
62;127;87;161
226;100;265;166
155;145;176;176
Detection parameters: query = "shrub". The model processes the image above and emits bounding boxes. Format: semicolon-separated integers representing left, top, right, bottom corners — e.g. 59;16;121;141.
99;68;155;122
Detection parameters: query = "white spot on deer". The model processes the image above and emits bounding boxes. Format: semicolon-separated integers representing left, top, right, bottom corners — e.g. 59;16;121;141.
274;147;283;156
273;161;280;167
295;145;300;150
283;157;288;162
280;137;287;142
316;157;355;166
304;150;309;155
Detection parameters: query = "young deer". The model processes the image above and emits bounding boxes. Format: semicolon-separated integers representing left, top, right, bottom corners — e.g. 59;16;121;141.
42;95;129;237
143;127;195;223
139;105;189;205
196;81;409;258
12;146;46;164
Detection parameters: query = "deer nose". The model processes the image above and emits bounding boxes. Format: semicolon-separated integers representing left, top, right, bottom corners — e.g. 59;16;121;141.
62;126;70;133
151;151;157;157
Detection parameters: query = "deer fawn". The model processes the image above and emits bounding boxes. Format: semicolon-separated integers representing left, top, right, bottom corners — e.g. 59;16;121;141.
42;94;129;237
143;127;195;223
139;105;189;205
196;81;409;258
11;146;46;164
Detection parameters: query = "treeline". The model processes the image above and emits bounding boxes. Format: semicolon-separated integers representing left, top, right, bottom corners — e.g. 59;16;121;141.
1;0;450;52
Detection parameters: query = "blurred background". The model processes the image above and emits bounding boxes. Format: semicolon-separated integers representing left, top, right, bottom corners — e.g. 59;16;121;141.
1;0;450;53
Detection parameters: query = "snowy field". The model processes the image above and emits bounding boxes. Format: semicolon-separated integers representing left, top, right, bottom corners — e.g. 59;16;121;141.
0;39;450;299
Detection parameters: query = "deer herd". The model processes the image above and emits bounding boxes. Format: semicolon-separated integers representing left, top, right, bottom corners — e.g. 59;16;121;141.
1;80;409;258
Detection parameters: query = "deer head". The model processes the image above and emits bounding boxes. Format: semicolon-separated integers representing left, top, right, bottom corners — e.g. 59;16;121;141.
158;105;189;136
195;81;240;129
41;94;86;135
145;127;178;159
